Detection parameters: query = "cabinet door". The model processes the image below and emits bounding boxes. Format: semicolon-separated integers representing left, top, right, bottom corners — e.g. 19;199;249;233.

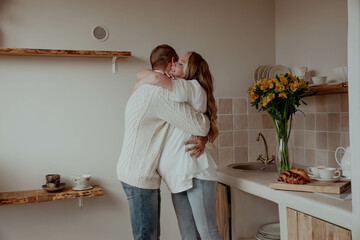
287;208;352;240
216;183;231;240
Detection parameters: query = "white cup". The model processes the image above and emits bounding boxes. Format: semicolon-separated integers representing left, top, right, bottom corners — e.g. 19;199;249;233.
307;166;326;177
318;168;341;179
71;174;91;190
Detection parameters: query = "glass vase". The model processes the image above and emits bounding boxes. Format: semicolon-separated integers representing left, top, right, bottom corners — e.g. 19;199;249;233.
274;118;293;175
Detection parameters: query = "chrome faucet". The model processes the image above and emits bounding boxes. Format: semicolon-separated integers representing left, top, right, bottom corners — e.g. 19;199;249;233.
256;132;275;165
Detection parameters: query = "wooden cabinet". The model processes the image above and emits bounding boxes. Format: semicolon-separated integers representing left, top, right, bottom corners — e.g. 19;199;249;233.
216;183;231;240
287;208;351;240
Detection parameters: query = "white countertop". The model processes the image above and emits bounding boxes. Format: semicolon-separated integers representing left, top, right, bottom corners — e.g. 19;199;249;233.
217;166;353;230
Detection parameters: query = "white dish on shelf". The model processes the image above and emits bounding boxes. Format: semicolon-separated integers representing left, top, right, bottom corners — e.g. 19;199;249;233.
73;186;93;191
258;223;280;237
268;65;291;78
254;65;262;82
309;83;327;87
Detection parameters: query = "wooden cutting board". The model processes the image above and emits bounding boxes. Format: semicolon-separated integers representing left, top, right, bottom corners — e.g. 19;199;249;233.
269;180;351;194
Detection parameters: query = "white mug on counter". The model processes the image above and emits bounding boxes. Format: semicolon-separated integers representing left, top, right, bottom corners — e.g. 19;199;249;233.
307;166;326;177
318;168;341;180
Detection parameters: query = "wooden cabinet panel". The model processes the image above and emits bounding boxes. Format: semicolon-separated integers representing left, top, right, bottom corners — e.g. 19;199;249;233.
287;208;299;240
287;208;351;240
216;183;231;240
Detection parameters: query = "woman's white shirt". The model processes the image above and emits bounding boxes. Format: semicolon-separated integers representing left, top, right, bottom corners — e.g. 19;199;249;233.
158;78;218;193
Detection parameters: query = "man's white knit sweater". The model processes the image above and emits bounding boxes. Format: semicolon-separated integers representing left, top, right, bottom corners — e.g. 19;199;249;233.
116;84;210;189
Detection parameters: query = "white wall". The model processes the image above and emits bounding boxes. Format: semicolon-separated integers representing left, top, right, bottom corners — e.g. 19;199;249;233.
0;0;275;239
348;0;360;239
275;0;348;82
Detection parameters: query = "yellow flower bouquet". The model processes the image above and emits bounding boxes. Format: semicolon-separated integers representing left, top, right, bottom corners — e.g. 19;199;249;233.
248;73;313;174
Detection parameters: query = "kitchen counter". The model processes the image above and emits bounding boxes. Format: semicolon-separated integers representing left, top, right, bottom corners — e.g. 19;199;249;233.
217;166;353;238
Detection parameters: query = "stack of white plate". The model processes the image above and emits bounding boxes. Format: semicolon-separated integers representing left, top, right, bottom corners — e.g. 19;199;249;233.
255;223;280;240
253;65;291;82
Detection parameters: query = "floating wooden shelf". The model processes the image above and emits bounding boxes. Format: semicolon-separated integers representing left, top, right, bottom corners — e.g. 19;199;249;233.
0;185;103;207
309;82;348;95
0;47;131;58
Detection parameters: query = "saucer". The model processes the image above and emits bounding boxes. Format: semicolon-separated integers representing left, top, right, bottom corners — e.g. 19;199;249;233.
42;183;66;192
310;177;340;182
308;173;319;178
73;186;93;191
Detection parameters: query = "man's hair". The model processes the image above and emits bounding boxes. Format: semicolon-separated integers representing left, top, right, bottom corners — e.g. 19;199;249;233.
150;44;179;70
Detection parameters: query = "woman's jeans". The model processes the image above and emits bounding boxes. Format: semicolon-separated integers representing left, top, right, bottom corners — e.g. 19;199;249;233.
121;182;161;240
171;179;223;240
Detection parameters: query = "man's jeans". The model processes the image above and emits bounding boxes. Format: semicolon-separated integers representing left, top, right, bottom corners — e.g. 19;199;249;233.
171;179;223;240
121;182;160;240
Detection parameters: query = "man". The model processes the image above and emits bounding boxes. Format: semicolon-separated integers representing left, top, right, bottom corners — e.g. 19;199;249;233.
117;44;209;240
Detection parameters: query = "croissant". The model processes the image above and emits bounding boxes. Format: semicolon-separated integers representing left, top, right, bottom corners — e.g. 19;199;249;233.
277;170;308;184
289;168;310;182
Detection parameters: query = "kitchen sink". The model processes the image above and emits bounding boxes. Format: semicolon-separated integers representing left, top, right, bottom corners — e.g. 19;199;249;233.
227;162;277;172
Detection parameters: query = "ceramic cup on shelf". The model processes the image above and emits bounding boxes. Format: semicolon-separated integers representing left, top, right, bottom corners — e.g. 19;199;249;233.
71;174;92;190
318;168;341;179
45;174;61;188
307;166;326;177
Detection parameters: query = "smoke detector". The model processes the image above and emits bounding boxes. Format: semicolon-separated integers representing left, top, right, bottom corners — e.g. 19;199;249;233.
92;26;109;41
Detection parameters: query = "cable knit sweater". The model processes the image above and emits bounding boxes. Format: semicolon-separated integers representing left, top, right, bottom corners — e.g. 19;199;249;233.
116;84;210;189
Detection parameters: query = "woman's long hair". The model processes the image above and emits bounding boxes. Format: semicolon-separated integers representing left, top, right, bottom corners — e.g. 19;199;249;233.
183;52;218;145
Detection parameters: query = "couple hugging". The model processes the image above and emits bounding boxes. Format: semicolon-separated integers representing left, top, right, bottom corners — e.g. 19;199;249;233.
117;44;222;240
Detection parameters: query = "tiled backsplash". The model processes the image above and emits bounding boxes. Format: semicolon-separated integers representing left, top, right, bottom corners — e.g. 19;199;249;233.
211;93;350;168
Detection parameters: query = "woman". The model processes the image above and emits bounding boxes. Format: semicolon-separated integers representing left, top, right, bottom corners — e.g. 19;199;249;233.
136;51;222;240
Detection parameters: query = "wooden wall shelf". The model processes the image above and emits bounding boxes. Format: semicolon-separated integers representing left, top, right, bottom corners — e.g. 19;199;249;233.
0;47;131;73
309;82;348;95
0;48;131;58
0;185;103;207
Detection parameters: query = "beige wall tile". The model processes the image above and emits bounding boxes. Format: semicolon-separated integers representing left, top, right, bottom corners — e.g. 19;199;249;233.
328;133;340;151
208;148;219;165
234;147;249;163
234;98;247;114
233;115;248;130
340;132;350;147
305;131;316;149
247;114;263;129
219;131;233;147
316;132;328;150
303;96;316;113
262;129;277;146
293;114;305;130
294;131;305;148
294;148;305;165
327;94;341;112
305;149;316;166
248;130;263;146
219;148;234;166
328;151;338;168
341;113;349;132
263;114;274;129
316;95;328;112
315;150;328;166
219;99;233;114
316;113;328;131
219;115;233;131
234;131;248;146
305;114;315;130
248;145;262;162
248;100;259;114
341;93;349;112
328;113;340;132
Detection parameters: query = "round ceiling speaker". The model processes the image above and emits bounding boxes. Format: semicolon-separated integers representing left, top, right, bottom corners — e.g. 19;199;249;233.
92;26;109;41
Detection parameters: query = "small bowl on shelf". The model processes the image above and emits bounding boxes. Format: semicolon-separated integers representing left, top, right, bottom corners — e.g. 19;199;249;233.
311;76;327;85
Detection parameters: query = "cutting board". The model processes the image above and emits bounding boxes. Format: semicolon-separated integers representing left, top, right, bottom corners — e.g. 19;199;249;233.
269;180;351;194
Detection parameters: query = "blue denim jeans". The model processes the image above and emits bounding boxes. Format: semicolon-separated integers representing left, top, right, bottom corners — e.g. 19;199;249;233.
121;182;161;240
171;179;223;240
